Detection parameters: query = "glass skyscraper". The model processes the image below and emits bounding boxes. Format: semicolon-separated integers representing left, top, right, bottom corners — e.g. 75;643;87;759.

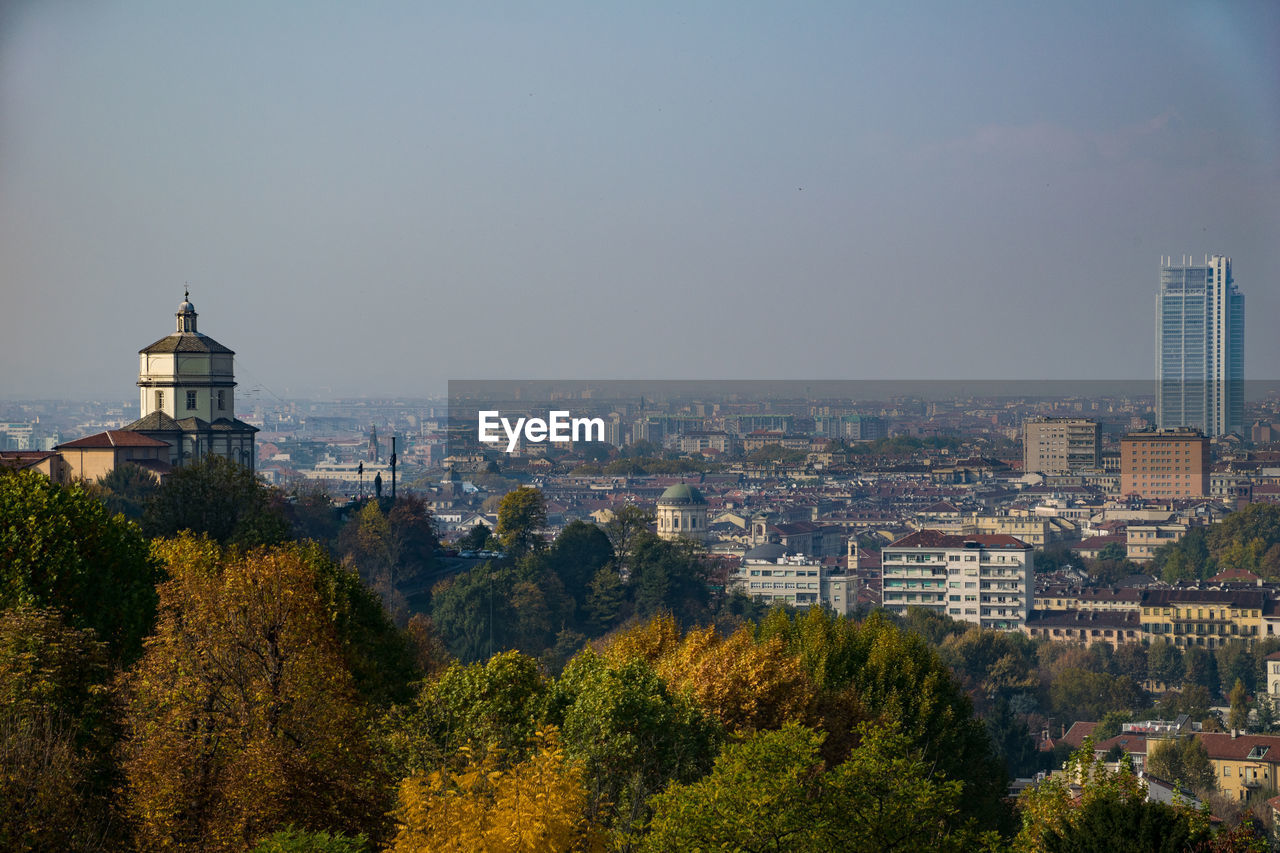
1156;255;1244;437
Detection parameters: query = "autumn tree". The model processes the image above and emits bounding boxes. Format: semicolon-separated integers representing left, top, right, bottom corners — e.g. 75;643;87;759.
119;537;388;851
0;607;120;852
495;487;547;558
1229;679;1250;732
144;454;290;547
654;624;815;734
389;728;600;853
758;608;1008;830
0;470;158;662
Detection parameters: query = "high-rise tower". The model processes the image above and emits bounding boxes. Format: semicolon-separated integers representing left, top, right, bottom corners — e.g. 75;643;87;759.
1156;255;1244;437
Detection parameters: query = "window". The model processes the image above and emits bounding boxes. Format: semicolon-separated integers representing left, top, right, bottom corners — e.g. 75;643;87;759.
217;390;225;411
155;390;164;410
186;390;197;410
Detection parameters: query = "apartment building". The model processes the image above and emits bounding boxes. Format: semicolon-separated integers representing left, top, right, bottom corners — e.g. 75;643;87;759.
1120;429;1210;499
1138;588;1266;649
1023;417;1101;475
881;530;1033;631
729;553;857;615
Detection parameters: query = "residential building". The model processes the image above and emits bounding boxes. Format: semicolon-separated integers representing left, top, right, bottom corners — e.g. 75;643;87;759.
1192;733;1280;801
1120;429;1210;499
729;553;857;615
1126;522;1189;563
1156;254;1244;437
1138;588;1266;649
1023;417;1101;475
881;530;1033;631
1022;610;1141;648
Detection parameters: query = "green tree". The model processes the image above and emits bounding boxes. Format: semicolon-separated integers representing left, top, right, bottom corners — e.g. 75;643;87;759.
1148;641;1184;688
585;566;626;633
1216;641;1256;694
1145;736;1216;794
251;827;370;853
549;649;721;833
338;495;439;590
306;543;422;709
377;650;548;780
758;608;1008;831
1017;741;1210;852
1094;710;1133;741
93;461;160;521
602;504;656;571
495;487;547;558
0;470;158;662
1229;678;1250;732
546;520;615;616
144;454;290;546
642;722;975;853
629;532;709;624
1049;668;1141;723
454;523;491;552
1185;646;1222;698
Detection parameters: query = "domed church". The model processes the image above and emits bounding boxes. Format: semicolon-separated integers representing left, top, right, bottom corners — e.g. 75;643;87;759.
655;482;709;543
119;292;257;470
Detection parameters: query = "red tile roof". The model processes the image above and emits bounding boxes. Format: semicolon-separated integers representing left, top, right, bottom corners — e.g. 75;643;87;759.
1198;733;1280;761
887;529;1030;549
57;431;170;449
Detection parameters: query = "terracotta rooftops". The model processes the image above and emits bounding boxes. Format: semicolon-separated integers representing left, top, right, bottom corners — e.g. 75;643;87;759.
56;431;170;449
887;529;1031;550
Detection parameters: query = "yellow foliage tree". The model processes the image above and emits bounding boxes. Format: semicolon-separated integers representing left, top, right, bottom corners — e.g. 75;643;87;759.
119;536;386;852
390;728;601;853
599;612;679;667
655;625;814;733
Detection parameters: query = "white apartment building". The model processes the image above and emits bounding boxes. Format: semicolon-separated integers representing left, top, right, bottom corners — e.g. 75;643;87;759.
880;530;1033;631
729;553;857;616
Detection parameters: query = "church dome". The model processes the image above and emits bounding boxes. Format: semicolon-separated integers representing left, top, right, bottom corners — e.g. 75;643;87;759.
658;483;707;506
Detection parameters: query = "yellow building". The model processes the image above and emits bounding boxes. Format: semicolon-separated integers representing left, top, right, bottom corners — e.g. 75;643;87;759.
1139;589;1265;649
1195;733;1280;802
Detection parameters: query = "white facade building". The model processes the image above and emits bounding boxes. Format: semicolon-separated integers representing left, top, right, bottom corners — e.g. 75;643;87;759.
729;552;857;615
880;530;1033;631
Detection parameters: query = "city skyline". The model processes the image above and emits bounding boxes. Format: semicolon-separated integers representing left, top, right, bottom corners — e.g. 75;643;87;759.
2;2;1278;398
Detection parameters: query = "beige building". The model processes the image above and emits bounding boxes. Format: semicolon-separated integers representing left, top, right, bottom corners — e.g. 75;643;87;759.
1126;522;1189;563
119;293;257;470
655;483;709;543
1023;417;1101;475
55;431;172;482
1120;429;1209;499
729;552;857;615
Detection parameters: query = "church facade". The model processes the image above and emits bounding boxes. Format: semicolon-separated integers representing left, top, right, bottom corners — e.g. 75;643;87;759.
119;293;257;470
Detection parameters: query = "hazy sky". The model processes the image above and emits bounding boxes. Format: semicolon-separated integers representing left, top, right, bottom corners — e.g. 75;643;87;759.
2;1;1277;399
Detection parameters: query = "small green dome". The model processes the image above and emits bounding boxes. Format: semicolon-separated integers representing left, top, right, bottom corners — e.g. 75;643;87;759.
658;483;707;506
